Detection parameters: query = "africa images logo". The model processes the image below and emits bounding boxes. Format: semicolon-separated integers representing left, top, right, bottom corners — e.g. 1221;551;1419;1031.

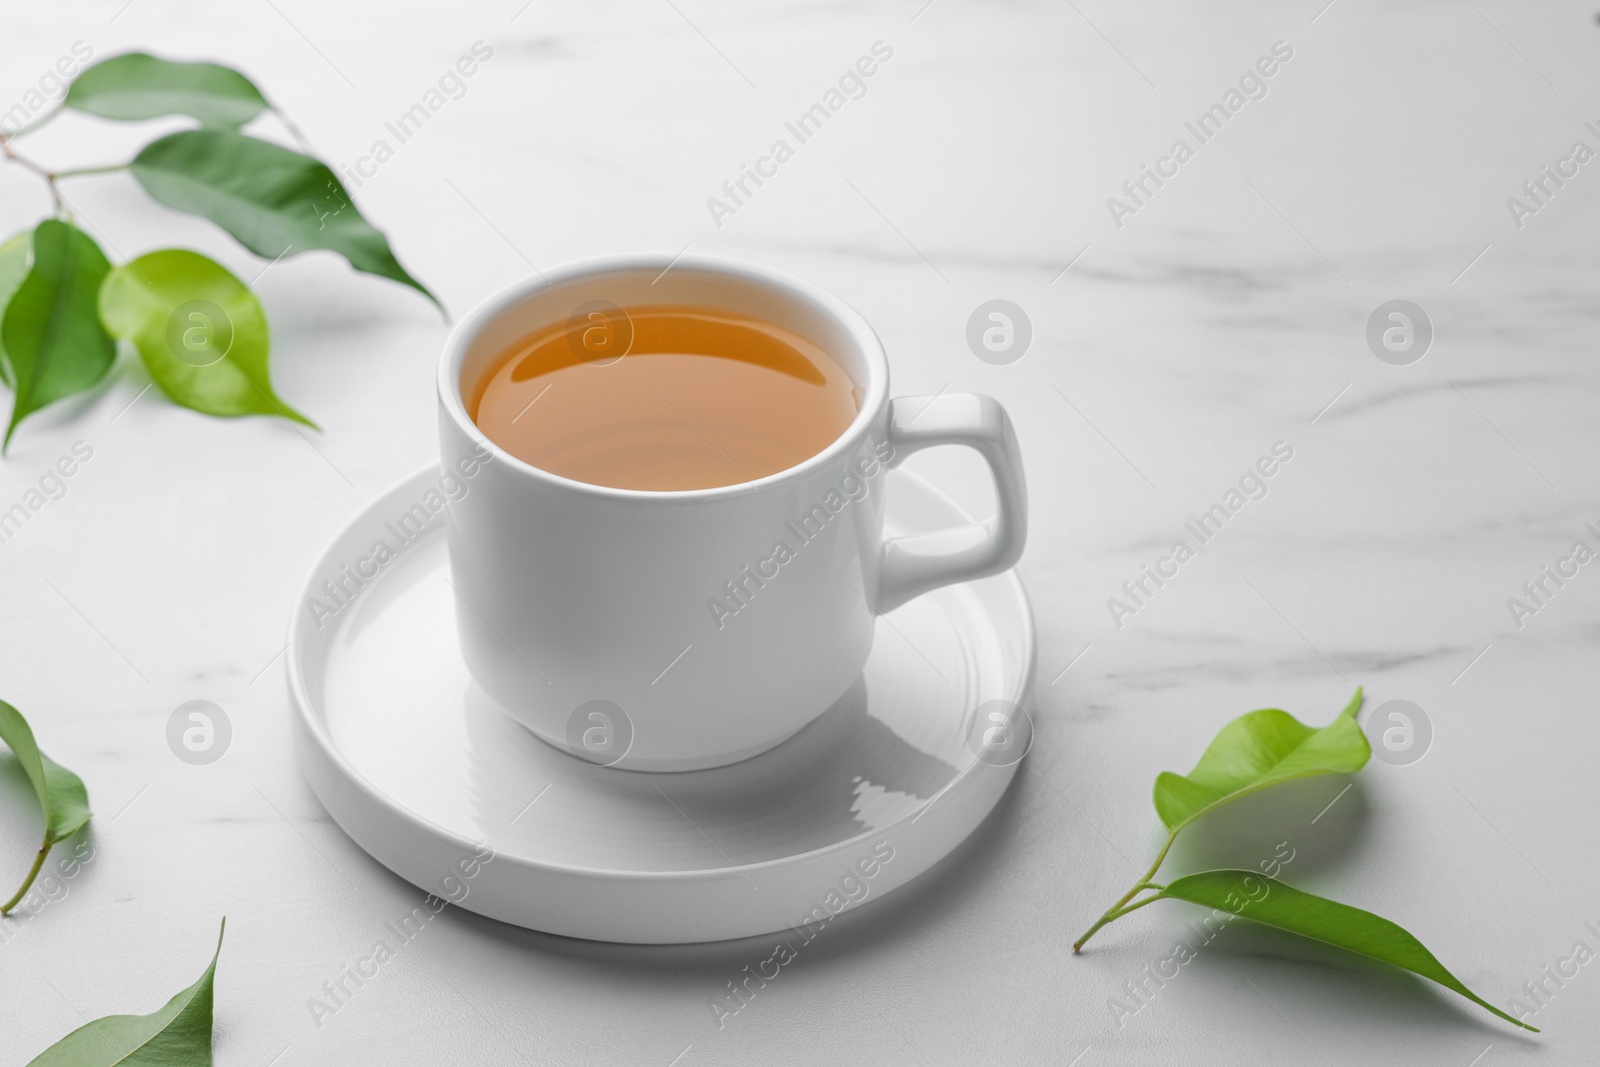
709;840;895;1029
1105;40;1294;230
304;446;492;629
707;439;894;630
705;41;895;228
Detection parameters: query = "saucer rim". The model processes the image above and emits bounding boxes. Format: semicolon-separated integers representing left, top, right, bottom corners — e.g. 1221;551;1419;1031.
286;463;1036;884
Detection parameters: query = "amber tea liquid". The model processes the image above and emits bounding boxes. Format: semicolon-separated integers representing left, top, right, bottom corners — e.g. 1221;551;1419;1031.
470;305;860;491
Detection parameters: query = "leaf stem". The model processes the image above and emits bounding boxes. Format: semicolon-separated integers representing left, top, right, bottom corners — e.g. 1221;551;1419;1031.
1073;830;1178;952
5;105;62;142
0;141;123;217
1105;892;1165;922
1;836;50;914
54;163;128;180
0;140;63;211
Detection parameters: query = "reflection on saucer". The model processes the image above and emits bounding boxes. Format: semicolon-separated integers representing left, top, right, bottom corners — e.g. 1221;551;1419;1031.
458;675;963;870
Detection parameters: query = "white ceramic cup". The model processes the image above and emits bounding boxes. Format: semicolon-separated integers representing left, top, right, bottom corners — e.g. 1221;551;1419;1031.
438;253;1027;771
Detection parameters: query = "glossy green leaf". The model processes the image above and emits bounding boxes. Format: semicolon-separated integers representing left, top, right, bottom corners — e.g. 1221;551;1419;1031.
0;700;91;914
1153;688;1368;834
65;53;268;128
26;919;226;1066
128;130;436;303
99;250;312;426
1;220;116;450
1156;870;1535;1031
0;230;33;389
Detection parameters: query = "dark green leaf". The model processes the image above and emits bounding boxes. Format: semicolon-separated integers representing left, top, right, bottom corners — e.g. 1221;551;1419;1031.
1;220;117;450
128;130;436;304
1156;870;1536;1031
1153;688;1368;834
65;53;269;128
99;250;313;426
0;230;33;389
26;919;226;1066
0;700;91;913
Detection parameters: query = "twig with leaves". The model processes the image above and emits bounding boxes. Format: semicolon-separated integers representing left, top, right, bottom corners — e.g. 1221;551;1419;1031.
1074;689;1538;1032
0;52;438;451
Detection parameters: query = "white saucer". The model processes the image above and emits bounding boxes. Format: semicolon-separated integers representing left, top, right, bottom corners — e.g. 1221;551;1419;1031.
287;465;1035;943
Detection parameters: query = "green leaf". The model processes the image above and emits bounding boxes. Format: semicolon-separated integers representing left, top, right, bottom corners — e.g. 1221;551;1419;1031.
26;919;226;1066
128;130;436;304
99;250;313;426
0;700;91;914
1153;688;1368;834
1155;870;1536;1032
0;230;34;389
1;220;117;450
65;53;269;128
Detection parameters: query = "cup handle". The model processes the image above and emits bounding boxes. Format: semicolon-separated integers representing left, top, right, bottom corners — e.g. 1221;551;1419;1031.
874;393;1028;614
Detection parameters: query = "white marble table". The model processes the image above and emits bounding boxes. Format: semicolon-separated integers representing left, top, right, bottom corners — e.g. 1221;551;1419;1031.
2;0;1598;1063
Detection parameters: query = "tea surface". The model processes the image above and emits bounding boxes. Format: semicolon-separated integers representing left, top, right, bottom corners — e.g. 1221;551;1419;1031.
471;305;860;490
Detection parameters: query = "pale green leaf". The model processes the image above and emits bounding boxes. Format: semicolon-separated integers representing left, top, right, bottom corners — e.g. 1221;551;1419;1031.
65;53;269;128
26;919;226;1066
39;754;91;847
0;701;52;835
0;231;33;388
1157;870;1535;1031
0;700;91;913
1;220;117;450
1153;688;1367;834
99;250;312;426
128;130;436;303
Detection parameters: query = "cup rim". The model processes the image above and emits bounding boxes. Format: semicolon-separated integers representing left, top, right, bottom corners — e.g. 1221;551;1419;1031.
438;252;889;501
